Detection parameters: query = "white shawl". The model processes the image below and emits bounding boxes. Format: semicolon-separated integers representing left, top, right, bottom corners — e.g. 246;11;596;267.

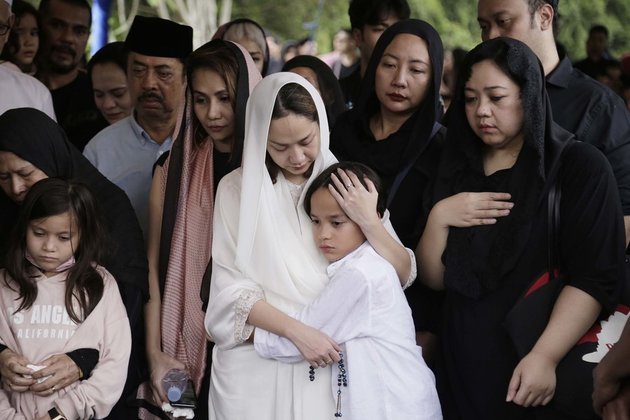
207;72;337;348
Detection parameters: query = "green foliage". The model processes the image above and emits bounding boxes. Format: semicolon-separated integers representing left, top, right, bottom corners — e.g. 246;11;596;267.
232;0;350;53
556;0;630;60
408;0;630;58
105;0;630;59
408;0;479;50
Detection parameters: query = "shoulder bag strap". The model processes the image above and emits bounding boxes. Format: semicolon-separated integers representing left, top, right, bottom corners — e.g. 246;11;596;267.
387;121;442;208
547;141;577;281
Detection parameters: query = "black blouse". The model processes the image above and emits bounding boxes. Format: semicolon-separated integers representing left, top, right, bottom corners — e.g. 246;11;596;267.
439;142;624;420
330;20;446;333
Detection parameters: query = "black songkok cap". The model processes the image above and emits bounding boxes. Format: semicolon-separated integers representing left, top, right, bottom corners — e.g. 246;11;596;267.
125;15;193;59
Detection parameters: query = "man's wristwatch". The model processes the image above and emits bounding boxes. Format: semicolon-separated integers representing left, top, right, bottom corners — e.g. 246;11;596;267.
48;407;67;420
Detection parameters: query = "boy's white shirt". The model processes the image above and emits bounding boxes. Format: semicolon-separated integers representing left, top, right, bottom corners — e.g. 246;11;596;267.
254;241;442;420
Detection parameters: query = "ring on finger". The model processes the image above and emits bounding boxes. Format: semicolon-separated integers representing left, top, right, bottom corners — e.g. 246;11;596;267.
345;183;353;188
51;385;56;393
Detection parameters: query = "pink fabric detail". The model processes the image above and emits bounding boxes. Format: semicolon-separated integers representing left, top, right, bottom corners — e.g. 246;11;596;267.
228;40;263;89
138;42;262;418
159;99;214;392
137;97;211;418
25;251;75;273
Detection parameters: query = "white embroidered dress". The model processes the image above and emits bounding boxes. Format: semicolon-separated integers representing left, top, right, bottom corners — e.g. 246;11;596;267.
205;73;338;420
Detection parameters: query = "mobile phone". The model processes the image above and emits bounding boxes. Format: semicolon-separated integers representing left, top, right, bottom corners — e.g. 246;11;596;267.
171;379;197;409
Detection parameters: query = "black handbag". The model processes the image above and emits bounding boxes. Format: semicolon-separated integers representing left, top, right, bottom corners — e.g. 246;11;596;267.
503;142;630;419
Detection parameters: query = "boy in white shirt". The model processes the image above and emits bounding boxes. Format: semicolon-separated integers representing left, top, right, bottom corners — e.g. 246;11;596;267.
254;162;442;420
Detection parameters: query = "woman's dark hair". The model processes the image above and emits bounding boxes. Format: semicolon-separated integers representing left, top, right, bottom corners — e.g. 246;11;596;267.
271;83;318;121
5;178;107;324
0;0;40;71
87;41;128;81
282;55;346;128
304;161;386;217
266;83;319;182
187;41;240;150
455;38;543;157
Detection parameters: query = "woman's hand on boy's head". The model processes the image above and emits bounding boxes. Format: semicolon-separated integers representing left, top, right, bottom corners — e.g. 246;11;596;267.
329;169;380;229
0;348;35;392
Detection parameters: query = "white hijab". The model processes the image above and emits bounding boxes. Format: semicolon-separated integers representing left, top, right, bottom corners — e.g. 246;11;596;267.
235;72;337;309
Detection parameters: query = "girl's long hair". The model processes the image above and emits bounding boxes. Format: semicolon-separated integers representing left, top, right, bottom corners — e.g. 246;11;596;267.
5;178;107;323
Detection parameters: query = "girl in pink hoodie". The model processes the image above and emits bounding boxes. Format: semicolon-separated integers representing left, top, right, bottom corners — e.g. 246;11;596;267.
0;178;131;420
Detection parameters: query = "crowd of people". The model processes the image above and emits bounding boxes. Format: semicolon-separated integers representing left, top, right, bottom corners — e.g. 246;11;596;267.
0;0;629;419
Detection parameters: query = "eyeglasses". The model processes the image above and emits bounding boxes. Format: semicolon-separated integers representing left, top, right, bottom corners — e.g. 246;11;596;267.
0;23;10;36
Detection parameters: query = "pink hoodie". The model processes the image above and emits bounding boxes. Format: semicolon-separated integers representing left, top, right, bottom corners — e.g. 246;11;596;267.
0;266;131;419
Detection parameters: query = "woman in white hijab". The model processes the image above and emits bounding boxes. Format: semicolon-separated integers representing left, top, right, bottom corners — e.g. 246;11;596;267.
205;72;414;420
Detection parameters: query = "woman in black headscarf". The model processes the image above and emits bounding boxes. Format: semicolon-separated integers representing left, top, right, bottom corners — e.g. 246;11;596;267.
330;18;445;353
330;18;443;250
416;38;625;419
282;55;346;128
0;108;147;418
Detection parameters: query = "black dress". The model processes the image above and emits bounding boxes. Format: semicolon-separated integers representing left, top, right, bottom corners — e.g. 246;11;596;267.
439;143;624;420
330;19;445;333
435;37;625;420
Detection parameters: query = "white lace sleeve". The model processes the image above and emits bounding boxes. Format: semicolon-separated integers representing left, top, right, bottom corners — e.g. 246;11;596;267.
403;247;417;290
234;289;265;344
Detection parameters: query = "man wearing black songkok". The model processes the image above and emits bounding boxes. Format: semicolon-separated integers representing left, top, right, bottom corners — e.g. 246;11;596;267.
83;16;192;237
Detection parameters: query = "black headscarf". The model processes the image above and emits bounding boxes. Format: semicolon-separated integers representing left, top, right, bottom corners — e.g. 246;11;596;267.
0;108;149;301
436;37;574;298
282;55;346;128
331;19;444;180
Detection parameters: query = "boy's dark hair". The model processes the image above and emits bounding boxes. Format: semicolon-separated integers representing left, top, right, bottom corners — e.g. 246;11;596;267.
304;161;386;217
348;0;410;30
5;178;106;324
